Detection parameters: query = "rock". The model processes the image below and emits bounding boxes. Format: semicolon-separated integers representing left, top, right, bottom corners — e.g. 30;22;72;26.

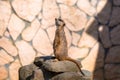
31;69;44;80
98;25;112;48
51;72;86;80
72;32;81;46
77;0;96;16
56;0;77;6
84;17;98;32
19;57;92;80
91;0;98;7
79;30;97;48
0;1;11;36
0;37;18;56
0;50;14;65
16;40;36;66
113;0;120;6
9;59;21;80
22;19;40;41
78;18;98;48
33;28;53;55
41;0;59;29
105;46;120;63
4;31;10;38
92;69;104;80
38;13;42;20
19;64;38;80
64;27;72;48
0;66;8;80
82;43;104;72
43;60;82;72
109;7;120;27
8;14;25;40
12;0;42;22
34;56;56;67
68;46;89;59
110;25;120;45
32;56;59;80
36;52;44;57
105;64;120;80
34;57;45;67
47;26;56;43
97;0;112;24
60;4;87;31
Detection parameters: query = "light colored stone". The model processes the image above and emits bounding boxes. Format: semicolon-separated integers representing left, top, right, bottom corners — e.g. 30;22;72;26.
12;0;42;22
0;50;14;65
98;25;112;48
33;28;53;55
38;13;42;20
8;14;25;40
84;17;98;30
4;31;10;38
36;52;44;57
97;0;111;24
60;4;87;31
72;32;81;46
64;27;72;48
0;1;11;36
41;0;59;29
97;0;108;13
22;19;40;41
47;26;56;43
91;0;98;7
113;0;120;6
82;43;104;72
68;46;89;59
110;25;120;45
78;17;98;48
0;66;8;80
109;7;120;27
105;46;120;63
105;64;120;80
9;59;21;80
16;40;36;66
0;37;18;56
77;0;96;16
56;0;77;6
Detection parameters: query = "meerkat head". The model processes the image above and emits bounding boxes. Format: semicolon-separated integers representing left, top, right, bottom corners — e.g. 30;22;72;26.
55;18;65;28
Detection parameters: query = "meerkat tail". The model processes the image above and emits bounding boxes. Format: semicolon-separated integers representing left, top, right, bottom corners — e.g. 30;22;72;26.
65;57;85;76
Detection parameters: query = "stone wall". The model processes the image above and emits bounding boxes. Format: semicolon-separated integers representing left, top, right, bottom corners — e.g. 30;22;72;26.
0;0;120;80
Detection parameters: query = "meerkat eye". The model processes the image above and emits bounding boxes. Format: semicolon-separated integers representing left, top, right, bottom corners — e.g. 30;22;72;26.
58;18;63;22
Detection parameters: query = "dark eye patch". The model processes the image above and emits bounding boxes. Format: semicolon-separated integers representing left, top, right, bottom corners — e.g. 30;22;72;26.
58;18;63;22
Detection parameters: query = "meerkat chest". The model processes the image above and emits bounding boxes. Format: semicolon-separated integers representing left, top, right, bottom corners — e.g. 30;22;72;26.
55;29;68;52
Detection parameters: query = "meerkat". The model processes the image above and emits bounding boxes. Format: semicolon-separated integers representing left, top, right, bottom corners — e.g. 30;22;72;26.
53;18;85;76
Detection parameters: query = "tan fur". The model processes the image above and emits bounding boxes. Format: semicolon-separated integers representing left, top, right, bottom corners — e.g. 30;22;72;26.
53;18;85;76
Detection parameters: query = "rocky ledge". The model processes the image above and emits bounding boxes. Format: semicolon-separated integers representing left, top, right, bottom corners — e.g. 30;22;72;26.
19;56;91;80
